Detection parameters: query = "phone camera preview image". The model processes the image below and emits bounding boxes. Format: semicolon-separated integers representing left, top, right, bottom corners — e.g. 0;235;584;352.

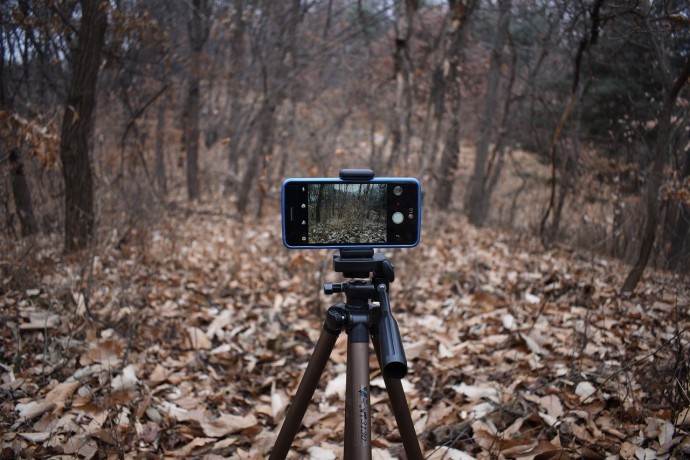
282;178;421;249
309;183;386;245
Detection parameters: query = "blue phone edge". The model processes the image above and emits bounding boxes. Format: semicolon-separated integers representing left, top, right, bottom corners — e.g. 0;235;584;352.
280;177;422;250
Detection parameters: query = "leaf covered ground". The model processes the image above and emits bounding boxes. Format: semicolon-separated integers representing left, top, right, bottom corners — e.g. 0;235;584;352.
309;218;386;245
1;208;689;459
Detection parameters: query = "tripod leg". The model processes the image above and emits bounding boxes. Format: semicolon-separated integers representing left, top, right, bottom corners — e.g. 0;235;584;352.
372;340;424;460
345;321;371;460
270;324;340;460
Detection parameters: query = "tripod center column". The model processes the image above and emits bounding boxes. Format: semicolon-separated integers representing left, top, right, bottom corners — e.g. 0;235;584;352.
344;317;372;459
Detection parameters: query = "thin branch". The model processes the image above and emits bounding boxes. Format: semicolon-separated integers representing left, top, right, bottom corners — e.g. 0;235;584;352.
119;83;169;150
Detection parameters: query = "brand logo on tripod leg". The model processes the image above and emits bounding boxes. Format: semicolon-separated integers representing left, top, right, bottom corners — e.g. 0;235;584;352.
359;385;369;441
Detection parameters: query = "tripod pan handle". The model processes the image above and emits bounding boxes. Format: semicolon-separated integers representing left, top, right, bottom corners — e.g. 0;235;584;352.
377;284;408;379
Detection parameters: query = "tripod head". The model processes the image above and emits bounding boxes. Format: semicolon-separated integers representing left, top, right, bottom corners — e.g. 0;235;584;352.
324;249;393;309
323;249;408;379
331;249;394;281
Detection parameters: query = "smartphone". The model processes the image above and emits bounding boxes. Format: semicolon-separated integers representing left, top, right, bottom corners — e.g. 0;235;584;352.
282;177;421;249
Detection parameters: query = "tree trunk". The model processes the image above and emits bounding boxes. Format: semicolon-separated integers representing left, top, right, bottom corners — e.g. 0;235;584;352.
388;0;417;170
183;73;201;200
419;65;446;175
432;0;474;209
183;0;211;201
434;96;461;210
237;101;275;215
467;0;510;227
540;0;602;246
666;146;690;272
60;0;107;252
255;0;300;219
225;0;246;193
154;87;168;196
315;183;325;223
622;55;690;292
9;149;37;237
484;36;517;204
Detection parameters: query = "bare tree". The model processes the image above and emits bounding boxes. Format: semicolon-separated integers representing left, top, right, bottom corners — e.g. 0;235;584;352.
665;143;690;272
236;0;302;216
622;9;690;292
60;0;108;251
183;0;212;200
1;1;66;239
539;0;603;245
467;0;511;227
433;0;475;210
154;87;168;196
388;0;418;169
225;0;248;192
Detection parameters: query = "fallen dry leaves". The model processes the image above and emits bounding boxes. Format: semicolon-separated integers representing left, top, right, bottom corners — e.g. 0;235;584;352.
1;207;689;459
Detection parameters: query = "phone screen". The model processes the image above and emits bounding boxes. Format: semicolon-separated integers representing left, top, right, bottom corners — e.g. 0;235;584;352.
282;178;421;248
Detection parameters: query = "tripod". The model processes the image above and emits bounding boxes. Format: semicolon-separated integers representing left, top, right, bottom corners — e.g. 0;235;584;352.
270;249;423;460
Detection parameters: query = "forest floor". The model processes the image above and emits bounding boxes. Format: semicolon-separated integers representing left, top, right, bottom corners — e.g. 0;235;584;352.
1;204;689;459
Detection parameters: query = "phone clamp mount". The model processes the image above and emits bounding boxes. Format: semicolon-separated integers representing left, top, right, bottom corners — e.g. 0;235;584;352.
270;248;423;459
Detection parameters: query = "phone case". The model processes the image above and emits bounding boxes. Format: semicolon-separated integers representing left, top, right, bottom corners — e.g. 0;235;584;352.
281;175;422;249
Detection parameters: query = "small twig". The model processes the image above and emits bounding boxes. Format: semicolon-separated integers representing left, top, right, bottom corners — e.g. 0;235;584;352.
573;325;690;410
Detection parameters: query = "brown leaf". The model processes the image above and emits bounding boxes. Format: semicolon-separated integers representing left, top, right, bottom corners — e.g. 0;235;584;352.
500;438;539;457
80;338;124;366
139;422;160;443
147;364;169;386
201;413;258;437
185;326;212;350
15;401;56;423
111;364;139;392
270;383;288;422
44;380;81;415
17;432;51;443
61;435;98;460
540;394;565;418
521;440;568;458
166;437;215;457
19;311;60;330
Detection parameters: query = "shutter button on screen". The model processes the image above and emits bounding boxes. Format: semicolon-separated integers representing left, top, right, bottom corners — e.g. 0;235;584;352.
392;212;404;224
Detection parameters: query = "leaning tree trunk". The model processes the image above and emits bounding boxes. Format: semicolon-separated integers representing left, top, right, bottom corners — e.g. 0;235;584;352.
59;0;107;252
622;55;690;293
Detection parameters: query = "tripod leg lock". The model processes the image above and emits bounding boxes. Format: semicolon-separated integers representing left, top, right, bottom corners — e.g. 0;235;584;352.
324;305;347;334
